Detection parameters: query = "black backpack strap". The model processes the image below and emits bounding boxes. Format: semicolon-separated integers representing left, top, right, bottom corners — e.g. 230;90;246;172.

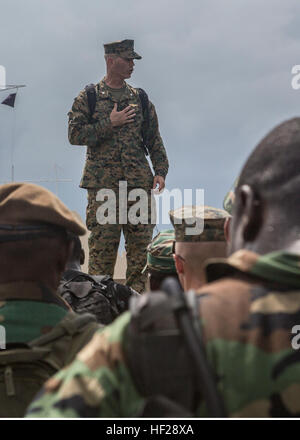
85;83;96;118
161;278;227;417
137;88;150;156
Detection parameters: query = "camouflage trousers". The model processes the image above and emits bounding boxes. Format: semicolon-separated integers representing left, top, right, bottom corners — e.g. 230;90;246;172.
86;188;155;293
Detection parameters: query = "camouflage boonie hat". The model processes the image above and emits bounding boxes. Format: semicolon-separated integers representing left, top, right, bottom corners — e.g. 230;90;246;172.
223;177;239;215
169;205;229;242
103;39;142;60
142;229;176;274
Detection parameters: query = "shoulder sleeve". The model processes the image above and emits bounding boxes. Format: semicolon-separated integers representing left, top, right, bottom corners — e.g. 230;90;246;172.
68;89;114;146
147;101;169;179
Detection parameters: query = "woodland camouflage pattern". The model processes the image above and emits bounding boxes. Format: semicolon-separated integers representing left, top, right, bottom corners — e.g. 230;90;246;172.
0;282;70;344
86;187;154;292
223;178;239;215
169;205;229;242
103;39;142;59
0;281;99;417
142;229;176;274
27;249;300;418
68;79;168;291
68;79;168;189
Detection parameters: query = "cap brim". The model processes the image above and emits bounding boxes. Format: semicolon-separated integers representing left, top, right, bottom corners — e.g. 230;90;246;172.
133;51;142;60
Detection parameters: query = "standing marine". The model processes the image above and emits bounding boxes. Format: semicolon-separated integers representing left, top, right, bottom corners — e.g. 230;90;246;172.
68;39;169;292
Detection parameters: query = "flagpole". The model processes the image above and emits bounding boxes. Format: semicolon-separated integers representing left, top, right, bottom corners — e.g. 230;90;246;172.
10;92;17;181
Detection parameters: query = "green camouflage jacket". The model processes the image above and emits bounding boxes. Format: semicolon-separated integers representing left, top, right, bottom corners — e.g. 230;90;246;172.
0;281;99;417
68;79;169;190
27;250;300;418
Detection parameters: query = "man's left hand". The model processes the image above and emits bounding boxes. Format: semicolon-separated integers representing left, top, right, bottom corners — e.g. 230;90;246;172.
152;175;165;193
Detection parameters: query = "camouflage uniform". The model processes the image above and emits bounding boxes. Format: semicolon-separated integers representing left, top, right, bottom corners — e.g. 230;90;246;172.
68;40;169;292
223;178;239;215
27;249;300;418
0;183;99;417
142;229;176;275
0;282;99;418
169;205;229;242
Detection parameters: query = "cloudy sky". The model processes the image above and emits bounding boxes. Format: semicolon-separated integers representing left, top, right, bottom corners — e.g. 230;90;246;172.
1;0;300;233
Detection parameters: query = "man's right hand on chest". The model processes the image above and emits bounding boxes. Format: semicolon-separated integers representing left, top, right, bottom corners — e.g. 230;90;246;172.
110;103;136;127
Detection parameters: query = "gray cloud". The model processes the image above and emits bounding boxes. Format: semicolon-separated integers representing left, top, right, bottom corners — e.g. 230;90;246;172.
1;0;300;229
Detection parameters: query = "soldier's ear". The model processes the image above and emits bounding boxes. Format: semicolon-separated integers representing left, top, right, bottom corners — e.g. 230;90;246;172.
173;254;185;275
230;185;263;252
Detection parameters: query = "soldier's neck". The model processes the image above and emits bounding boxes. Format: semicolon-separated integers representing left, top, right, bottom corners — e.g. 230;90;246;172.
104;74;125;89
65;261;82;272
183;272;206;292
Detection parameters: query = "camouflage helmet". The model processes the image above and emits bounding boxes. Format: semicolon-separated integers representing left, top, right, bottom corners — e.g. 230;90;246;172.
169;205;229;243
142;229;176;274
103;39;141;60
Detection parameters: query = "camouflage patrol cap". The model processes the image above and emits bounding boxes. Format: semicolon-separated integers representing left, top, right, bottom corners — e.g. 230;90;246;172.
223;177;239;215
104;39;142;60
0;183;86;240
142;229;176;274
169;205;229;242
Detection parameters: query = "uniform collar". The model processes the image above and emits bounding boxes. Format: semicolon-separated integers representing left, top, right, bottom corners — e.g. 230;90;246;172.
98;78;135;102
0;281;69;309
205;249;300;289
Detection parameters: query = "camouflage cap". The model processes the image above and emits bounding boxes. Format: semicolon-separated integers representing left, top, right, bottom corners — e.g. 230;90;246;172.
0;183;86;239
103;39;142;60
223;177;239;215
169;205;229;242
142;229;176;274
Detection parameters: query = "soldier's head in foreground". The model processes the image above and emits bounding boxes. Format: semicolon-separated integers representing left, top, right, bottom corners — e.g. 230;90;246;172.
0;182;86;290
142;229;178;291
104;39;141;81
228;118;300;257
169;206;229;291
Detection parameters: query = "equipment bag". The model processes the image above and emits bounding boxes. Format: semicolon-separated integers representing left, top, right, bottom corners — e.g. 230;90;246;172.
58;271;136;325
0;312;97;417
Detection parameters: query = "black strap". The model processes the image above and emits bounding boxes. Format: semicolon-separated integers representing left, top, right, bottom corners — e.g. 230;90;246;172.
85;83;96;118
137;88;150;156
62;270;111;290
85;84;150;156
161;277;227;418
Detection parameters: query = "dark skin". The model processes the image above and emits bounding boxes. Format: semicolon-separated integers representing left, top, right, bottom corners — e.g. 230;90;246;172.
228;185;300;256
0;235;73;291
65;248;85;272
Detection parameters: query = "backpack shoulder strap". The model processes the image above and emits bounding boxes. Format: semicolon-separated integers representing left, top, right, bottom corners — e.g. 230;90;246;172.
137;88;150;156
28;312;97;348
137;88;149;114
85;83;96;118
